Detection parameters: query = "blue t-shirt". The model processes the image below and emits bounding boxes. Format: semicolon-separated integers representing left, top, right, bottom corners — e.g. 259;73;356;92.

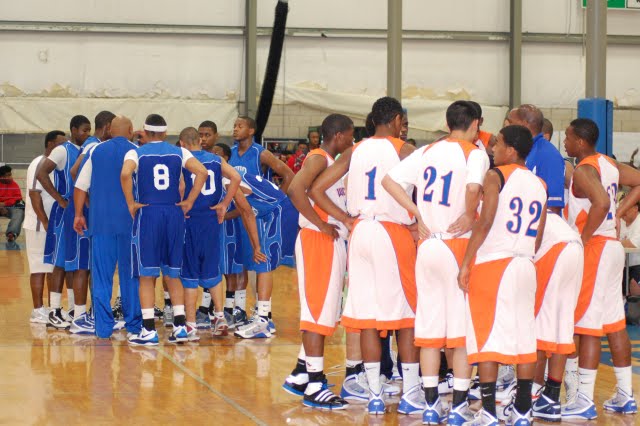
240;170;287;217
525;133;565;208
182;150;223;216
230;142;265;177
86;136;138;235
134;141;188;206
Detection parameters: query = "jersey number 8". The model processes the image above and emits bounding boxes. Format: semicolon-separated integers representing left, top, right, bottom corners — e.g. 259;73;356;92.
153;164;170;190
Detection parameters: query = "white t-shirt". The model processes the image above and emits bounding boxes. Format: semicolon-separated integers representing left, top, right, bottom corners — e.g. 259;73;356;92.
23;155;55;232
621;215;640;267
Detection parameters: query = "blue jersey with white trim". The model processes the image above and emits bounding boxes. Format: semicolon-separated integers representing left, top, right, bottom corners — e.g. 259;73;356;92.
182;150;223;215
230;142;265;177
56;141;81;199
135;142;185;205
240;170;287;217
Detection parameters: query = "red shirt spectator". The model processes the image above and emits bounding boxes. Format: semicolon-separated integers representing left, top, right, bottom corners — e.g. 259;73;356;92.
287;141;309;174
0;165;22;207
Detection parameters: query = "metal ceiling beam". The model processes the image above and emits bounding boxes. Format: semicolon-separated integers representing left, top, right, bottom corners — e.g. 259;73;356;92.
387;0;402;101
244;0;257;118
585;0;607;98
509;0;522;109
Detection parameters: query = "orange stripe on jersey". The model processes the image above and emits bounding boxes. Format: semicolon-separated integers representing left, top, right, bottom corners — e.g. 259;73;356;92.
576;154;601;176
534;242;568;316
536;340;575;355
444;238;470;269
300;228;334;323
478;130;492;149
468;257;513;352
495;164;528;184
603;318;626;334
574;209;588;234
468;351;537;366
388;137;405;157
380;221;417;313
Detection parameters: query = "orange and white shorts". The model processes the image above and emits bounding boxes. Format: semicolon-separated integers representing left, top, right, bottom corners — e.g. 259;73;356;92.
574;237;625;336
415;237;468;349
341;219;417;330
466;256;537;365
296;228;347;336
534;241;583;354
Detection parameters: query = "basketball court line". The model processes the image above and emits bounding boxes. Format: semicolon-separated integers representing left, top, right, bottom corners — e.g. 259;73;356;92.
156;346;268;426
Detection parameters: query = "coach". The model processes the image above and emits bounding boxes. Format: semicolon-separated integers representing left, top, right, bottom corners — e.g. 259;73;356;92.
74;116;142;338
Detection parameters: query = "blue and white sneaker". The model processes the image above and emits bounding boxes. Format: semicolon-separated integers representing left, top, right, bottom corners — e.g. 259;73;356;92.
340;372;368;402
69;313;95;335
423;397;447;424
303;381;348;410
234;317;272;339
438;372;454;395
224;310;235;330
561;391;597;420
497;365;516;391
168;325;189;344
113;320;126;331
449;401;474;426
282;372;309;396
463;408;498;426
195;309;211;329
398;384;426;414
268;319;276;334
232;307;248;326
603;387;638;414
128;328;159;346
532;391;561;422
506;407;532;426
468;376;481;400
367;390;385;415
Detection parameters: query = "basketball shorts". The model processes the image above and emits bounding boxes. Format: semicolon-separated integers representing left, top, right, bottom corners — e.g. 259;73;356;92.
132;206;185;278
534;241;583;354
43;201;66;268
240;207;282;274
63;200;90;271
181;214;222;289
415;237;468;349
341;219;417;331
574;237;625;336
26;229;53;274
466;256;537;365
220;217;243;275
278;198;299;267
296;228;347;336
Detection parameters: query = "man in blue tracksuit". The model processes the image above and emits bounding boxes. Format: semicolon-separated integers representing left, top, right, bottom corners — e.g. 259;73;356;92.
73;116;142;338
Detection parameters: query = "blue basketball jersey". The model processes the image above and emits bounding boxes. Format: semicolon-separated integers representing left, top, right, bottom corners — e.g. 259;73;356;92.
56;141;81;199
81;136;101;153
240;170;287;217
134;141;186;205
182;150;223;215
230;142;265;177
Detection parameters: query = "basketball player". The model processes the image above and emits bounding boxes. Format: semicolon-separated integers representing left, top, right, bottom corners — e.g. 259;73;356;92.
73;116;142;339
469;101;496;156
309;97;422;415
458;125;548;426
281;113;354;409
530;212;583;422
383;100;489;425
121;114;208;345
400;109;409;142
36;115;91;329
561;118;638;419
198;120;219;153
26;130;66;323
70;111;115;180
178;127;241;340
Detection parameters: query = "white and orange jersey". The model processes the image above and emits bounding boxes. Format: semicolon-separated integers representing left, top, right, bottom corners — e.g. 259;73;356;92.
567;154;618;239
298;149;349;239
474;130;492;152
476;165;548;263
346;137;413;225
387;138;489;238
534;212;582;261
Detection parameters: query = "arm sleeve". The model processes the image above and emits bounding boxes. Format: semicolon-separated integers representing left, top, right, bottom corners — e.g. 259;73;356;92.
466;150;490;186
387;147;424;191
123;150;139;172
48;145;68;170
180;148;194;167
75;157;93;192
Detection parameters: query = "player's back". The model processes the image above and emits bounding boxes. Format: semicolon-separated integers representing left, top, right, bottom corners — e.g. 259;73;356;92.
347;137;412;225
240;170;286;217
230;142;264;177
135;141;184;206
476;165;547;263
182;150;223;216
55;141;81;199
416;139;487;236
567;154;618;239
535;212;581;260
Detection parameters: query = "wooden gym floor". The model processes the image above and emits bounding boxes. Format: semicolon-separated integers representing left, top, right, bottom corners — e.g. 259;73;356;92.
0;234;639;425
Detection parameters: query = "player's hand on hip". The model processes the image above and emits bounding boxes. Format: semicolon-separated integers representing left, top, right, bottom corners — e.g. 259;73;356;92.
73;216;87;235
343;215;358;232
58;198;68;210
176;200;194;216
253;249;268;264
210;202;230;224
447;212;475;238
128;202;147;219
458;264;470;293
320;222;340;240
417;217;431;240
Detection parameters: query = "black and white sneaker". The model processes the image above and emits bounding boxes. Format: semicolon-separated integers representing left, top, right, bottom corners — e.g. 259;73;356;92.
47;308;71;329
303;382;348;410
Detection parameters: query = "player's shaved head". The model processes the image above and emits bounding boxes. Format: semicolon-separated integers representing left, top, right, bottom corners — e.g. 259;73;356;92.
509;104;544;135
110;116;133;139
180;127;200;147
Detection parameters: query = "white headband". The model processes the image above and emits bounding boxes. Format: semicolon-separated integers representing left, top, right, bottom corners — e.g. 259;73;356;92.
144;124;167;132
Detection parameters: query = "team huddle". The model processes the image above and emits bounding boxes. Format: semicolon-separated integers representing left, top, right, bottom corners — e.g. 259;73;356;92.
23;96;637;426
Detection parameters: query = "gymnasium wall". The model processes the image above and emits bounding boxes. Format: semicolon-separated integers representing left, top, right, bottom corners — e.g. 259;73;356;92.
0;0;639;157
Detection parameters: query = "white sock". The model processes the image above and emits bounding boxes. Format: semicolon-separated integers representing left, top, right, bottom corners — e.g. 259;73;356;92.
346;359;361;369
75;304;86;317
578;367;597;400
224;293;234;309
173;305;185;317
67;288;74;310
214;311;224;319
532;382;543;396
50;292;62;309
235;289;246;310
402;363;420;393
298;344;306;360
201;291;211;308
142;308;155;320
453;377;471;392
565;357;578;374
364;362;382;394
613;366;633;395
163;291;170;300
422;375;439;389
306;356;324;374
257;300;270;318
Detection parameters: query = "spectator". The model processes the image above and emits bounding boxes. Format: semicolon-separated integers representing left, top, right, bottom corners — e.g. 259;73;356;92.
287;141;309;173
0;165;25;242
542;118;554;142
406;138;416;146
400;108;409;142
307;129;320;150
620;199;640;299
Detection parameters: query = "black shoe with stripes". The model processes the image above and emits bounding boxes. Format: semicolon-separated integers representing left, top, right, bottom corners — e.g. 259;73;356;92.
303;382;348;410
